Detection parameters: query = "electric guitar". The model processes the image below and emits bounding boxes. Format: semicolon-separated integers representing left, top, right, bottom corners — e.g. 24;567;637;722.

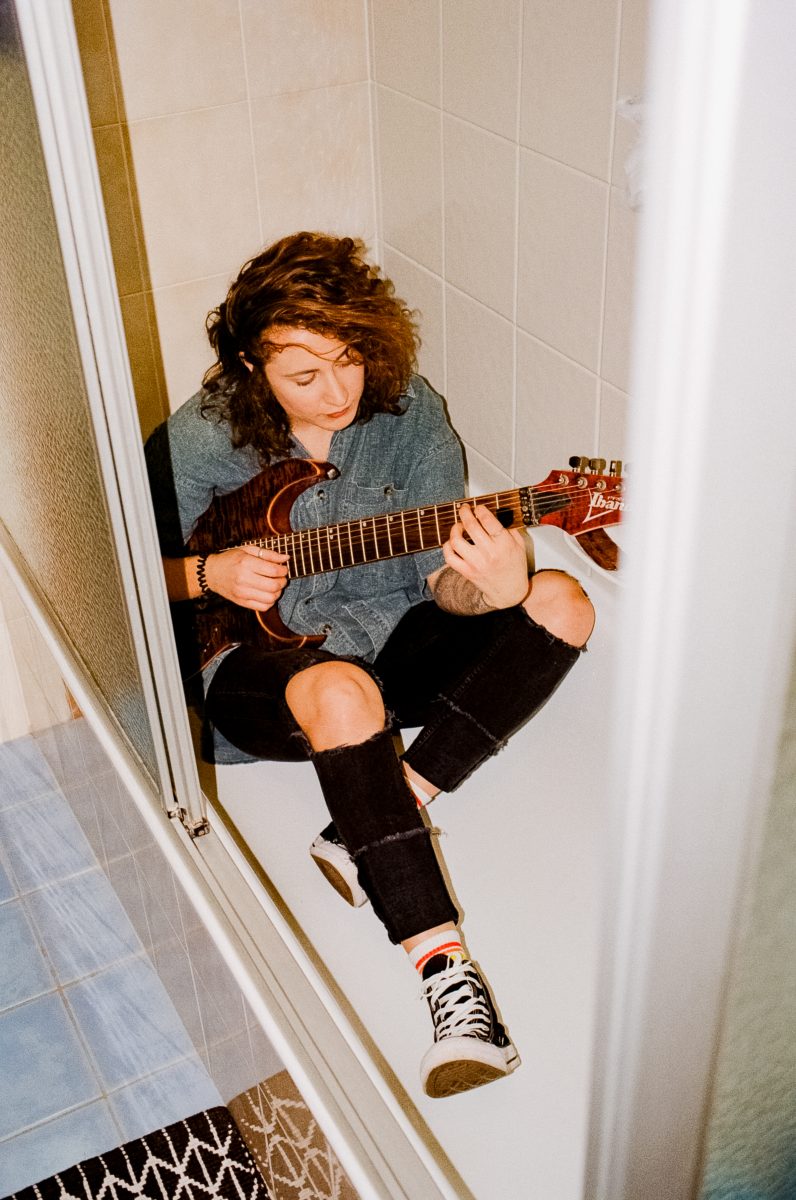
186;455;625;667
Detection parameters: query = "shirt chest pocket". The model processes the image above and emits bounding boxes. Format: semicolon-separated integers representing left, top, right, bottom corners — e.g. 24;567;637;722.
342;479;408;519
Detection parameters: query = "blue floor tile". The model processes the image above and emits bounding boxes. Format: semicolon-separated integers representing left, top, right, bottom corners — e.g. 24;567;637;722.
0;737;58;810
0;993;101;1140
0;791;96;894
0;1101;120;1196
0;900;54;1011
0;854;15;903
66;957;196;1091
25;869;142;985
109;1057;222;1143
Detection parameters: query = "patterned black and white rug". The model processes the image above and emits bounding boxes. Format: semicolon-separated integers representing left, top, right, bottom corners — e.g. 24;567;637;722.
4;1107;271;1199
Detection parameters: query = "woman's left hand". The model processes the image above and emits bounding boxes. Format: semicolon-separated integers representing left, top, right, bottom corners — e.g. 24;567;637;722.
442;504;530;610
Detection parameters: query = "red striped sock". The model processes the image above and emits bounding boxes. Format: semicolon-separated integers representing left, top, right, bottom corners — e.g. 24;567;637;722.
408;929;465;975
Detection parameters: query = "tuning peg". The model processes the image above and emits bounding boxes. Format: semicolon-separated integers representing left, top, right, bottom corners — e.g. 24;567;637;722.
568;456;590;473
589;457;606;474
609;459;623;477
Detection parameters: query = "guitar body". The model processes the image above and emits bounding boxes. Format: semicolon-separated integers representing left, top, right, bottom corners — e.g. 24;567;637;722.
186;458;336;665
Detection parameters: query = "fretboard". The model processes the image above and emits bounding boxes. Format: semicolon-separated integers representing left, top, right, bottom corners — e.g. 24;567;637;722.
247;485;567;580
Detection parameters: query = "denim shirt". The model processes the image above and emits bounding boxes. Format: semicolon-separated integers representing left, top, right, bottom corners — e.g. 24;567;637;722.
146;375;465;759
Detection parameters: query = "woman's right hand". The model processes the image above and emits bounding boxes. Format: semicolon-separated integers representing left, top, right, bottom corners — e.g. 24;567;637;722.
203;545;289;612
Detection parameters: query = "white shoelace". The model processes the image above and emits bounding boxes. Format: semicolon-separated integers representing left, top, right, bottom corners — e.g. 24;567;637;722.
422;959;492;1041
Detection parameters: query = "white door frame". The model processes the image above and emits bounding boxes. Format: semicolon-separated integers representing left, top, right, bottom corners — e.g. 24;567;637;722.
14;0;206;828
585;1;796;1196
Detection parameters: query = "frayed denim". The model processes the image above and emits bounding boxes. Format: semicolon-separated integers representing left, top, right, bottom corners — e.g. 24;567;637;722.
204;599;583;942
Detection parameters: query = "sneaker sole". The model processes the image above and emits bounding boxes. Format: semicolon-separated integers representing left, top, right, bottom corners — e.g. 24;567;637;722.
310;848;369;908
421;1037;520;1099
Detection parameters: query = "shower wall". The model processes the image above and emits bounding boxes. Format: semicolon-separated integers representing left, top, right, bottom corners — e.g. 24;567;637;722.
72;0;376;433
74;0;645;488
371;0;647;491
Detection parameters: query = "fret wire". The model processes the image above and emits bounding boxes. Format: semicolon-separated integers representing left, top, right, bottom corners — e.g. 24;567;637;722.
417;509;424;549
315;527;325;572
306;529;315;575
298;530;307;576
326;527;333;570
386;515;393;555
400;509;407;552
434;505;441;543
359;519;366;561
347;522;354;566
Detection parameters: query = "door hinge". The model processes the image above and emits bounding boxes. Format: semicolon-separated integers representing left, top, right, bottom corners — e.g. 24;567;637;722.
168;806;211;839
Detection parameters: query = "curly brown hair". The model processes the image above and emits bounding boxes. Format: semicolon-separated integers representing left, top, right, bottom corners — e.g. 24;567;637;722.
201;232;419;462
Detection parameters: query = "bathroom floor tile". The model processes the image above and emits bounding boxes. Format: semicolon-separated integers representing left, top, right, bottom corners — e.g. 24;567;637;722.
0;791;96;894
0;1101;119;1196
109;1057;221;1143
25;868;142;985
66;957;196;1090
0;854;15;903
0;736;57;809
0;993;101;1140
0;900;54;1010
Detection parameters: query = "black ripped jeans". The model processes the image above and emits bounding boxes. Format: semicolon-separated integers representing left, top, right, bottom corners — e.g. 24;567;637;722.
205;600;583;944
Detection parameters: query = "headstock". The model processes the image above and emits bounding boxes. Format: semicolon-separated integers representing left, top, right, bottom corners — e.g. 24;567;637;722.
536;457;625;571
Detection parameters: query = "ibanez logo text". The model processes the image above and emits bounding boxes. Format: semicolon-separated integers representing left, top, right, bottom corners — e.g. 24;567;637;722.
584;489;625;524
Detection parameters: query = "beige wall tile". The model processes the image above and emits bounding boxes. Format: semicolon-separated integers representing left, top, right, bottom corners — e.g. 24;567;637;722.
442;0;521;140
381;246;445;390
445;287;514;475
0;579;30;742
599;381;630;465
372;0;440;106
518;150;608;371
462;443;515;495
377;87;443;273
515;331;598;485
612;0;651;186
444;115;517;320
251;84;375;248
520;0;619;181
128;104;260;289
92;124;144;297
601;187;638;393
106;0;246;120
152;273;231;410
71;0;120;128
119;292;168;439
7;614;72;733
241;0;367;98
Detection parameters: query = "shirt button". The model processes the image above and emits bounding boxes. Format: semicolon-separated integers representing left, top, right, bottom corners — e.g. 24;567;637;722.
317;489;325;500
321;623;332;635
383;485;395;496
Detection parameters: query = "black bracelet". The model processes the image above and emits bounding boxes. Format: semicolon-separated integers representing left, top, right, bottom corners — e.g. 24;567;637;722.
196;554;211;597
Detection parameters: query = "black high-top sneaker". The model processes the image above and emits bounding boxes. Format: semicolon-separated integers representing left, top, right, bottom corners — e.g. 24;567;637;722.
420;954;520;1098
309;822;369;908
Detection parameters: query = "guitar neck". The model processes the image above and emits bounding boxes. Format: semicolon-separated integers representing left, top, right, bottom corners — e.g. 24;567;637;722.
252;485;565;580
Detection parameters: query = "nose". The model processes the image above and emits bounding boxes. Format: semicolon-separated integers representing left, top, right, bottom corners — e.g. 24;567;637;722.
323;366;347;408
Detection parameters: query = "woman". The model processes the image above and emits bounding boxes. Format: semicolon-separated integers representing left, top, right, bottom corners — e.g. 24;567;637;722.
145;231;594;1098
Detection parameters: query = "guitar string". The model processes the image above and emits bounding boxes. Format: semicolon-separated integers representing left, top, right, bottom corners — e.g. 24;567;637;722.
248;480;623;551
241;485;621;544
237;481;623;577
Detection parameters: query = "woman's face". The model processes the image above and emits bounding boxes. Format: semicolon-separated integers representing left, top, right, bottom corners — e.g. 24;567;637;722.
259;326;365;442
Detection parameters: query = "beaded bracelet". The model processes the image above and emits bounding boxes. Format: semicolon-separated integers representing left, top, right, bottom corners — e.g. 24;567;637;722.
196;554;211;597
